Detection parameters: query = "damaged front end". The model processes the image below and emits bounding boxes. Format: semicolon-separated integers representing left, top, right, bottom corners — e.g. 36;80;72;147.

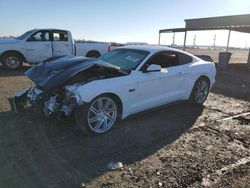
42;86;84;118
10;85;83;119
9;87;42;112
10;55;127;118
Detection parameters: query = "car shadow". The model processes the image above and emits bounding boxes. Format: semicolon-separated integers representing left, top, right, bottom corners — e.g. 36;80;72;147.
0;102;204;187
0;65;31;77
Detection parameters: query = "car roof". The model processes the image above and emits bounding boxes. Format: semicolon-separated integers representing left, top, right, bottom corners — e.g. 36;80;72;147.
117;45;183;53
33;28;69;32
117;45;201;61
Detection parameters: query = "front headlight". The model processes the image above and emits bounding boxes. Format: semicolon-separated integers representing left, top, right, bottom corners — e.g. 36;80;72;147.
27;87;43;101
65;88;83;107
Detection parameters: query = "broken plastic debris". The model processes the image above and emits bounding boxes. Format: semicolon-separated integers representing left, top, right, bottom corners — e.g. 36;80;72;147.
106;161;123;170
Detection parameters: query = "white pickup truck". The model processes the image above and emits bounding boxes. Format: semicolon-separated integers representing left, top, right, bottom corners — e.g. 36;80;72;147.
0;29;110;69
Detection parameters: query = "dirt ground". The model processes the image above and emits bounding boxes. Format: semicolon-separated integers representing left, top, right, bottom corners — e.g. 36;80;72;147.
0;52;250;187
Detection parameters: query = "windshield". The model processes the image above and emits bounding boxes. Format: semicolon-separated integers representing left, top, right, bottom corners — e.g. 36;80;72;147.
98;49;149;70
16;29;36;40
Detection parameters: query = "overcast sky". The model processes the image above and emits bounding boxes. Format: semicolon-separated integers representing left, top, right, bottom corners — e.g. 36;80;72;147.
0;0;250;47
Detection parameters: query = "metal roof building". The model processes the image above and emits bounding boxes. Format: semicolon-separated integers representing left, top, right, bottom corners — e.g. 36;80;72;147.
158;14;250;52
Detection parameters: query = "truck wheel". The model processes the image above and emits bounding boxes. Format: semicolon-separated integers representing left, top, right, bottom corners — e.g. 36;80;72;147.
86;51;101;58
2;52;23;70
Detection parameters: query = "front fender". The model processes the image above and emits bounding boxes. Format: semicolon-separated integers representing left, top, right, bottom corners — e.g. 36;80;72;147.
67;80;120;103
65;77;132;119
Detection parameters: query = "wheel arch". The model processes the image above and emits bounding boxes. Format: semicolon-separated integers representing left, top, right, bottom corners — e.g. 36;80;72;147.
0;50;27;62
188;74;211;99
193;75;211;91
95;92;123;119
195;74;211;84
197;75;211;87
74;91;123;135
85;50;101;58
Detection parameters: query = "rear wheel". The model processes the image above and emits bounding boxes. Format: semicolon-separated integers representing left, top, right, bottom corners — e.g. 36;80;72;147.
2;52;23;70
190;77;210;105
85;50;101;58
75;95;118;135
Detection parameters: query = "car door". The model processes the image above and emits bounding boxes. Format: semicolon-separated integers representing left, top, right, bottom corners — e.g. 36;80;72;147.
135;51;187;112
159;65;186;101
133;70;164;112
52;30;72;56
157;51;188;101
25;30;53;63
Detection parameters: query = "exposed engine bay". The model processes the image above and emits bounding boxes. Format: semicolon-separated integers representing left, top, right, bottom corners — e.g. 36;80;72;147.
11;55;128;118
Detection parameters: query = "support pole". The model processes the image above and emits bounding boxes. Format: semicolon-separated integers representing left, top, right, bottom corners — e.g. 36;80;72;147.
158;32;161;45
172;32;175;45
247;48;250;65
226;30;231;52
183;31;187;51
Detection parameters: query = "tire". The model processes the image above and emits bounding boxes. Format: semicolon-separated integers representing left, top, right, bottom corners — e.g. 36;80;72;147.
74;95;118;135
85;51;101;58
189;77;210;105
2;52;23;70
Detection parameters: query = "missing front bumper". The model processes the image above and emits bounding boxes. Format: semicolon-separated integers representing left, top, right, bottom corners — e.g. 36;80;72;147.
9;89;30;113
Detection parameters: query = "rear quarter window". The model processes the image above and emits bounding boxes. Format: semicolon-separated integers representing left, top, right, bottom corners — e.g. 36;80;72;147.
177;53;193;65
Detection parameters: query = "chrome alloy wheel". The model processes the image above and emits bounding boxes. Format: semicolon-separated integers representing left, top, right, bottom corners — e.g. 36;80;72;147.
5;56;20;69
87;97;117;134
194;79;209;104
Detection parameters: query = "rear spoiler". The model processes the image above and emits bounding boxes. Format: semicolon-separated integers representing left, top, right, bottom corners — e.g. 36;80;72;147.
195;55;214;62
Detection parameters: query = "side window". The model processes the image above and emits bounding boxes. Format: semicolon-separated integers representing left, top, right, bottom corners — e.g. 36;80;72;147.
28;31;50;41
53;31;68;41
143;51;179;70
177;52;193;65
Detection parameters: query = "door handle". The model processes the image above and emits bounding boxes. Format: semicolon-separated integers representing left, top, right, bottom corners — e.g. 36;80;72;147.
64;44;69;47
44;44;50;46
129;88;136;92
178;72;183;75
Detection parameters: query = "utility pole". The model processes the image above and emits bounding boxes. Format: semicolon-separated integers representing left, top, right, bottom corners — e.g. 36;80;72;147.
248;48;250;65
172;32;175;46
226;30;231;52
213;34;216;49
193;35;196;47
183;31;187;51
158;32;161;45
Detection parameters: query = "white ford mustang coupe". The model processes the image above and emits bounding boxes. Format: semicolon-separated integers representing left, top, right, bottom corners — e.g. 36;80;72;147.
13;45;216;135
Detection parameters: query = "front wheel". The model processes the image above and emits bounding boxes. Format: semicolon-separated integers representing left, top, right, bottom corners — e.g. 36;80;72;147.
2;52;23;70
189;77;210;105
75;95;118;135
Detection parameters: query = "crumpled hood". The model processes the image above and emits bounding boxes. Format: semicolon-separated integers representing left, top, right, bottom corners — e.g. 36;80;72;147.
0;38;19;44
25;55;123;90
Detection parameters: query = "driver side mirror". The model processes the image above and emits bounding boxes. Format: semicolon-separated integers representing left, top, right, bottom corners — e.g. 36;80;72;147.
143;64;161;73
